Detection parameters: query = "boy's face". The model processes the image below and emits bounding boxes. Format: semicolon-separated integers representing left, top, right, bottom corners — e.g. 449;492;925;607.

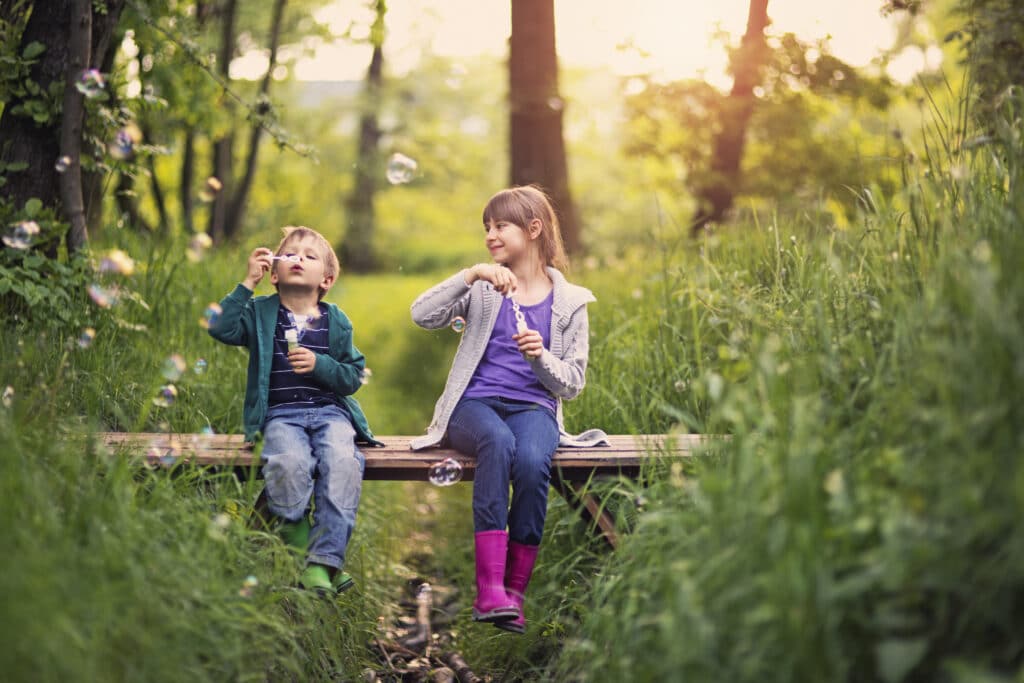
270;235;335;295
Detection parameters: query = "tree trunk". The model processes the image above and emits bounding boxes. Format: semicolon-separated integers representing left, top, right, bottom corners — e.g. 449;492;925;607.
340;1;385;273
691;0;770;235
224;0;287;240
0;0;74;249
207;0;238;243
181;127;196;234
59;0;92;254
508;0;580;255
0;0;125;254
81;0;127;237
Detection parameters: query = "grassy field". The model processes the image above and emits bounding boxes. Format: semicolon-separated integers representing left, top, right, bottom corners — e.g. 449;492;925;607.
1;91;1022;681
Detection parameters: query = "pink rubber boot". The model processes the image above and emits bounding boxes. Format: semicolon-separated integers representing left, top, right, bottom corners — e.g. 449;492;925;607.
494;541;539;634
472;531;520;622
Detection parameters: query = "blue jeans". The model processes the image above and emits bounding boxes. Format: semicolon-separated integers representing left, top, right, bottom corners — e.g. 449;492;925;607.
261;404;365;569
446;397;559;546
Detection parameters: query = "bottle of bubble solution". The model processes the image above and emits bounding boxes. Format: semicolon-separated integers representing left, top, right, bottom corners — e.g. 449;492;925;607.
285;328;299;351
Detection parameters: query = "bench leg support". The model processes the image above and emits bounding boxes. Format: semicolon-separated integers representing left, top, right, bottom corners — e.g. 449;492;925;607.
550;475;619;550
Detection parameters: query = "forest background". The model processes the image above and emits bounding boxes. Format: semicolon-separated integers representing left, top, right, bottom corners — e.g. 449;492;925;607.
1;0;1023;681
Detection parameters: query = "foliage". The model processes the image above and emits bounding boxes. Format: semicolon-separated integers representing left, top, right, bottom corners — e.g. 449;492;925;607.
946;0;1024;123
621;31;904;224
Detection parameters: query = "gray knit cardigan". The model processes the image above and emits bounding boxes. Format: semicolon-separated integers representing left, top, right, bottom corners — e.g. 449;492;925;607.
409;267;609;451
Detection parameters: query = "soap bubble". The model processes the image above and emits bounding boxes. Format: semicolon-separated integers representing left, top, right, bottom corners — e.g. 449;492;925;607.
186;232;213;262
75;69;105;98
55;156;72;173
450;316;466;333
360;367;373;385
239;575;259;598
161;354;186;381
88;283;119;308
3;220;40;250
198;176;222;202
109;123;142;160
99;248;135;275
386;153;417;184
147;439;180;466
2;385;13;408
77;327;96;349
152;384;177;407
428;457;463;486
199;302;222;329
193;358;208;375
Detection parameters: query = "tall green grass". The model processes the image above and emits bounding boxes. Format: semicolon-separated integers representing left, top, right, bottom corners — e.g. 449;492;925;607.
546;90;1024;682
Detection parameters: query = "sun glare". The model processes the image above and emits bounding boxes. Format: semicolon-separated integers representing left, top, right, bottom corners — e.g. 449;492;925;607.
271;1;918;85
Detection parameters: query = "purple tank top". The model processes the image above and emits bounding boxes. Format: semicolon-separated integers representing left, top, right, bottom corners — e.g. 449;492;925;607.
463;291;557;414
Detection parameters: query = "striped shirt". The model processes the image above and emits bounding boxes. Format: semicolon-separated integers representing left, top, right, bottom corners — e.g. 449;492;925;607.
268;304;344;410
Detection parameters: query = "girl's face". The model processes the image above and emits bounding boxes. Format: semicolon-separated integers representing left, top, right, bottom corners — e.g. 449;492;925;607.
484;218;540;267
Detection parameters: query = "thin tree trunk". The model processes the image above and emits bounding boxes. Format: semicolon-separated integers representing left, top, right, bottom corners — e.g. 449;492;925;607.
509;0;580;255
207;0;238;242
81;0;126;237
340;0;385;273
224;0;286;240
181;127;196;234
59;0;92;254
691;0;770;235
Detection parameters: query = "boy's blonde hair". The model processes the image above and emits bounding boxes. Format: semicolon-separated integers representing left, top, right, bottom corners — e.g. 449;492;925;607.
274;226;339;299
482;185;567;270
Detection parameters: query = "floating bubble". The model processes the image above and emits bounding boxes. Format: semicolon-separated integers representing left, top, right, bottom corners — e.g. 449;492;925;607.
152;384;178;407
2;385;13;408
77;327;96;349
55;156;72;173
88;283;119;308
360;367;373;385
3;220;40;250
239;575;259;598
109;123;142;160
385;153;417;184
99;248;135;275
450;316;466;333
199;302;222;329
147;440;180;466
193;358;208;375
75;69;105;98
198;176;222;202
186;232;213;262
427;457;463;486
162;354;186;381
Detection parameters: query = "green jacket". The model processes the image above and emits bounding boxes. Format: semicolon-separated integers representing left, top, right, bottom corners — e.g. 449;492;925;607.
208;284;380;445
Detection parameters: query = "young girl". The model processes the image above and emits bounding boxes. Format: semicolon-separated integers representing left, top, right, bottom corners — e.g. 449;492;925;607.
410;186;607;634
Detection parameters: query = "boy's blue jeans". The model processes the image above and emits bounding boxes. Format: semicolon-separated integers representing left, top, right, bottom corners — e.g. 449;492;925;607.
261;404;364;569
446;397;559;546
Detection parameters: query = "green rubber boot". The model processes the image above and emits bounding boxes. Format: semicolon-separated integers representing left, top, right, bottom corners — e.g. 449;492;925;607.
332;571;355;593
278;516;311;551
299;563;333;595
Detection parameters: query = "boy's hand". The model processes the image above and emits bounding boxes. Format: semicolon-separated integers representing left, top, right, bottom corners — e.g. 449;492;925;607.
466;263;518;295
287;347;317;374
513;329;544;359
243;248;273;290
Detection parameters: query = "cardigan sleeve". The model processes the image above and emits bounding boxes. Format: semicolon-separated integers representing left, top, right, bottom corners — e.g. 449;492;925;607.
410;270;473;330
207;283;255;347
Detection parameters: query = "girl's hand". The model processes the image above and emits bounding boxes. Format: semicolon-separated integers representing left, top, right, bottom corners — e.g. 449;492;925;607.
466;263;518;296
513;329;544;359
287;347;317;374
244;248;273;290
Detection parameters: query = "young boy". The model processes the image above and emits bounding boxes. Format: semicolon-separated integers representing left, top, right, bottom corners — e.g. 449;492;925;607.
208;226;379;595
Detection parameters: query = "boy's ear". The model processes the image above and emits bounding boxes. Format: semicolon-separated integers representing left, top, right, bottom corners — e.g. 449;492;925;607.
528;218;543;240
269;265;279;286
320;273;336;293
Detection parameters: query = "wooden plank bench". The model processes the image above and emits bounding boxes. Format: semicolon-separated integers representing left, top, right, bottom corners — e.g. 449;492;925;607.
96;432;709;548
